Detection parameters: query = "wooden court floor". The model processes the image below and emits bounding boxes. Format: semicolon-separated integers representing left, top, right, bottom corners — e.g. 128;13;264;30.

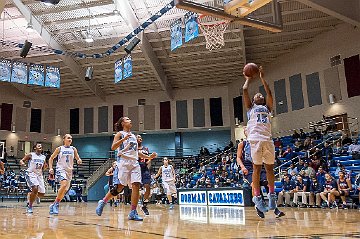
0;202;359;238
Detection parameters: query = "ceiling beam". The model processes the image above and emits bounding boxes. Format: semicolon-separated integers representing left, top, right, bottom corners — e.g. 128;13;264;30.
12;0;106;101
296;0;360;28
115;0;173;99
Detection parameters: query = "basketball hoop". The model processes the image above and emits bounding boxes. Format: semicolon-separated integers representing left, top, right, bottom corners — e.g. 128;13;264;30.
196;15;230;51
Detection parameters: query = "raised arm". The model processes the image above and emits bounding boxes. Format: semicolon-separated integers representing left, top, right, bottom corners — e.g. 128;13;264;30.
242;78;252;111
105;167;114;176
259;67;273;112
20;154;32;167
48;147;60;174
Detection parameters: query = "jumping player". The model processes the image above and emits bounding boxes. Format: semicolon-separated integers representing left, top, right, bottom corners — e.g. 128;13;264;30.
20;143;47;214
137;135;152;215
48;134;82;215
242;66;279;216
237;127;284;218
96;117;157;221
154;157;177;209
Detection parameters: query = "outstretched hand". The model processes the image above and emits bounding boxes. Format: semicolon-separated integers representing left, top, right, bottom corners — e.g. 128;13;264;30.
259;66;264;79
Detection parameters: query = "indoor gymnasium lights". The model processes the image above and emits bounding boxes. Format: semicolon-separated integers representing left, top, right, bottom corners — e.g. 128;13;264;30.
40;0;61;6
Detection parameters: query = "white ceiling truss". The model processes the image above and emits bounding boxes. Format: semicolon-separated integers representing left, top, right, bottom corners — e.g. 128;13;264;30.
0;0;348;98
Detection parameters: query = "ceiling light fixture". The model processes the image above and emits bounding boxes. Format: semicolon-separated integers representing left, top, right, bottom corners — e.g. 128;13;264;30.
26;23;33;32
85;31;94;43
40;0;60;6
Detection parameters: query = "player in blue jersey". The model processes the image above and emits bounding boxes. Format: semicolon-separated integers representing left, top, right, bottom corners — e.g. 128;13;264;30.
96;117;157;221
236;127;284;218
136;135;152;215
243;67;280;217
20;143;48;213
48;134;82;215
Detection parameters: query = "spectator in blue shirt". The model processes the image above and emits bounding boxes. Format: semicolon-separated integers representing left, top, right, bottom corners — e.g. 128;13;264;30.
316;166;326;186
277;175;295;207
309;177;323;208
287;163;298;176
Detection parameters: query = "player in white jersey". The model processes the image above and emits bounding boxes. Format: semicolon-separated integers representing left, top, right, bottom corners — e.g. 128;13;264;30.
243;66;279;217
154;157;177;209
20;143;47;214
48;134;82;215
96;117;157;221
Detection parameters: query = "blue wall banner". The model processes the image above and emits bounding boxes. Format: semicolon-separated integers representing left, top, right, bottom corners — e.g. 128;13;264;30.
185;12;199;43
123;55;132;79
114;59;123;83
0;59;11;82
171;18;183;51
29;63;45;86
45;66;61;88
11;61;27;84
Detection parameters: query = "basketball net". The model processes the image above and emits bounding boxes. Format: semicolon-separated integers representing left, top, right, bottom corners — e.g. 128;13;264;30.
197;15;230;51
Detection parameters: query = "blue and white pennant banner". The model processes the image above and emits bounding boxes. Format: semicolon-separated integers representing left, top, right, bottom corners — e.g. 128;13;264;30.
5;1;175;59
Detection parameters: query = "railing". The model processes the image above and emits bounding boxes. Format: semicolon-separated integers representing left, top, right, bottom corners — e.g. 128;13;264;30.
85;159;114;193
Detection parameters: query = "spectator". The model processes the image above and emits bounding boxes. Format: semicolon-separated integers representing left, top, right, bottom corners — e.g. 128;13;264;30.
75;185;83;202
309;177;323;208
276;145;285;159
337;171;352;209
292;130;300;140
297;159;305;172
342;135;353;146
205;178;212;188
335;163;342;176
196;177;206;188
316;166;326;186
304;161;315;178
293;175;309;207
320;173;338;208
274;137;282;148
348;139;360;160
309;156;321;172
214;177;222;188
277;175;295;207
303;137;311;151
294;140;303;152
287;163;298;175
322;142;333;162
299;129;306;139
282;145;293;158
333;141;344;156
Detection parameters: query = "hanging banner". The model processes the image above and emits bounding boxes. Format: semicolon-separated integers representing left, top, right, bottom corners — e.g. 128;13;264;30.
185;12;199;43
0;59;11;82
45;66;60;88
170;18;183;51
28;63;45;86
114;59;123;83
11;61;28;84
123;55;132;79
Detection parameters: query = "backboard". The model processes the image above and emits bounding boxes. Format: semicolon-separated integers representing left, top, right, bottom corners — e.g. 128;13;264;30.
174;0;283;32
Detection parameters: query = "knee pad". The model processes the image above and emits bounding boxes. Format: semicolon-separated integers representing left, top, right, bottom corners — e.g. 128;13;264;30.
110;185;120;196
339;190;345;196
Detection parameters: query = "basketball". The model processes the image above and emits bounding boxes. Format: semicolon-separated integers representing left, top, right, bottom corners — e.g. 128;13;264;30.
243;63;259;78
